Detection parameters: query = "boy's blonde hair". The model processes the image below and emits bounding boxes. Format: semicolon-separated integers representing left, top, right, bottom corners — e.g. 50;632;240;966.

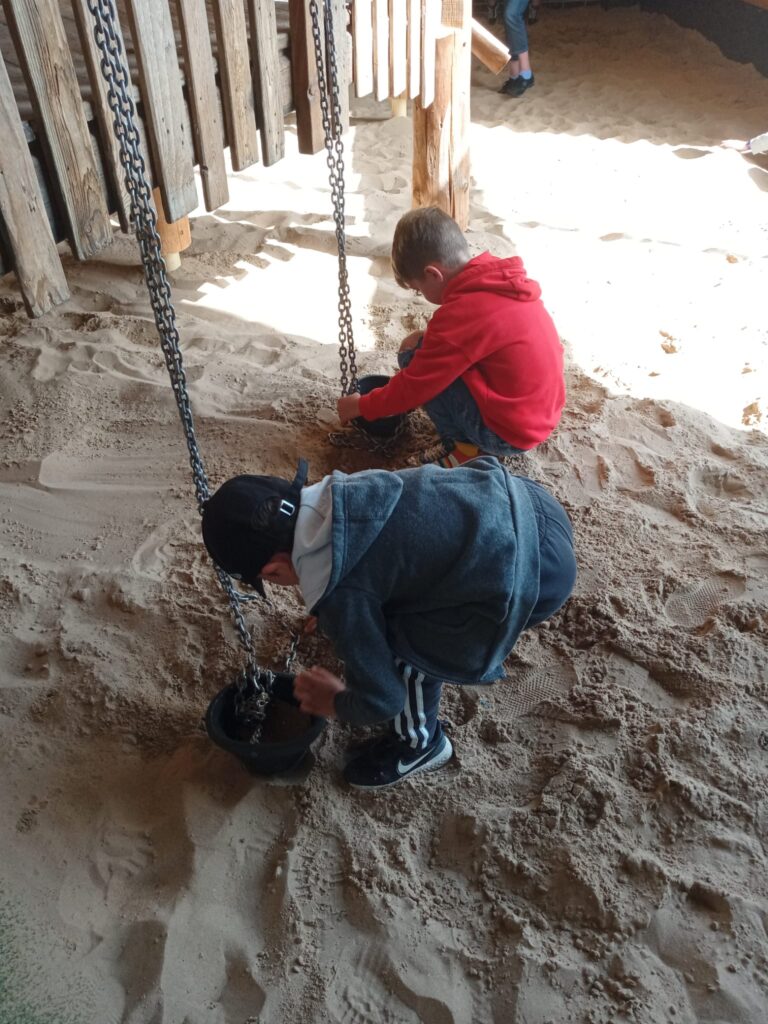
391;207;471;288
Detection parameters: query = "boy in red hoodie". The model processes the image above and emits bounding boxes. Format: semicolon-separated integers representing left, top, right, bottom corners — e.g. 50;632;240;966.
337;207;565;467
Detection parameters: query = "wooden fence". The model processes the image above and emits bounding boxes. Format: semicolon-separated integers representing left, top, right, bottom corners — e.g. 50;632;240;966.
0;0;466;318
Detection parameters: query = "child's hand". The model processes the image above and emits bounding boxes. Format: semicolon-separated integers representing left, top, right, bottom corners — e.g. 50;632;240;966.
303;615;318;634
294;666;344;718
399;330;423;353
337;392;362;426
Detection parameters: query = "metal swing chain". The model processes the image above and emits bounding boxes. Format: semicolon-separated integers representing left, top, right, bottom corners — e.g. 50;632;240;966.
307;4;411;458
308;0;358;396
87;0;274;732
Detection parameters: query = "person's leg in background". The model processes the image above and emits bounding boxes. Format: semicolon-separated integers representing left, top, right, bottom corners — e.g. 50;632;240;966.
500;0;535;98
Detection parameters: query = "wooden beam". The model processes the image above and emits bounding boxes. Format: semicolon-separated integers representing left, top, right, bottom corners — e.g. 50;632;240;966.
70;0;132;232
471;17;509;74
3;0;113;261
0;49;69;316
288;0;325;154
407;0;421;99
211;0;260;171
152;185;191;271
247;0;286;166
176;0;229;211
352;0;374;98
124;0;199;223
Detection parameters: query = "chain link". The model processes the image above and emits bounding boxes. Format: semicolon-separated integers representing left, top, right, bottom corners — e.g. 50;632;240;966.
284;631;302;672
308;0;358;395
87;0;269;724
327;416;409;456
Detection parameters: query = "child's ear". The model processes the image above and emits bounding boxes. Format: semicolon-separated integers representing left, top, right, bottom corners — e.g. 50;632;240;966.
260;552;293;582
260;559;284;580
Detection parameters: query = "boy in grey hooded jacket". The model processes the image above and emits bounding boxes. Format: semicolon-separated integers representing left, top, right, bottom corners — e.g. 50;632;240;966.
202;457;576;789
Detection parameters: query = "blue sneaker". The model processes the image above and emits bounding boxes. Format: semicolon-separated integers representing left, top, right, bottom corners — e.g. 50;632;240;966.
343;725;453;790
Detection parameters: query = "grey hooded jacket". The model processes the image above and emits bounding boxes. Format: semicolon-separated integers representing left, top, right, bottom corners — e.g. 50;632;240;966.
312;457;541;725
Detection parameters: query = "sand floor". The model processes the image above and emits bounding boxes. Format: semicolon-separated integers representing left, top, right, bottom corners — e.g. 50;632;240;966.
1;6;767;1023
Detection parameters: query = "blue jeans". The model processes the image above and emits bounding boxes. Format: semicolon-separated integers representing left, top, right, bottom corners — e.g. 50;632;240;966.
398;345;524;458
503;0;529;57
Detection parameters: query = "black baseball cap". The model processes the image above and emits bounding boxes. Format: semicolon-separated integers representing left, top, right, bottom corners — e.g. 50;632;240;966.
201;459;308;595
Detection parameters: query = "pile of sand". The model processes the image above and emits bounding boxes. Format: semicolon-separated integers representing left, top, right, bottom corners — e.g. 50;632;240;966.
1;7;767;1023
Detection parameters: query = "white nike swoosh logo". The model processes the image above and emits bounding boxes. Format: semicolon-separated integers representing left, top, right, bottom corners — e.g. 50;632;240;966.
396;749;434;775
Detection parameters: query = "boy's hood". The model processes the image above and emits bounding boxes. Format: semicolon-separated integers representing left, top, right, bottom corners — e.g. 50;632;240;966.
443;252;541;303
325;468;404;594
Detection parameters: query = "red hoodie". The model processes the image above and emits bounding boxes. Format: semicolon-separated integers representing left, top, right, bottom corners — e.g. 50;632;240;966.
359;253;565;450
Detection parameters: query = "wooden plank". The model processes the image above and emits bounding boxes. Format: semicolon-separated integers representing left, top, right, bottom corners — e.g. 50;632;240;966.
288;0;324;154
70;0;132;232
389;0;407;98
330;0;349;131
449;6;470;230
372;0;389;100
352;0;373;98
123;0;198;223
419;0;438;108
175;0;228;211
247;0;285;166
471;17;509;74
3;0;113;261
407;0;420;99
210;0;260;171
0;49;69;316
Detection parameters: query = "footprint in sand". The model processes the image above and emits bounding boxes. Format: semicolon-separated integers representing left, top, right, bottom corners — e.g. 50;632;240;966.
90;825;155;896
328;944;460;1024
327;944;416;1024
111;918;167;1020
217;949;266;1020
691;465;753;500
286;833;346;923
664;573;746;628
494;663;579;719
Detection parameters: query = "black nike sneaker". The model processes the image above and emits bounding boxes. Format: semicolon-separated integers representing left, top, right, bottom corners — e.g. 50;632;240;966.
343;724;454;789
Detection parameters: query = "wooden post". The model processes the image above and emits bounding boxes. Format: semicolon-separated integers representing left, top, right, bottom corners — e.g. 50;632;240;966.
153;188;191;271
412;3;471;229
391;92;407;117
